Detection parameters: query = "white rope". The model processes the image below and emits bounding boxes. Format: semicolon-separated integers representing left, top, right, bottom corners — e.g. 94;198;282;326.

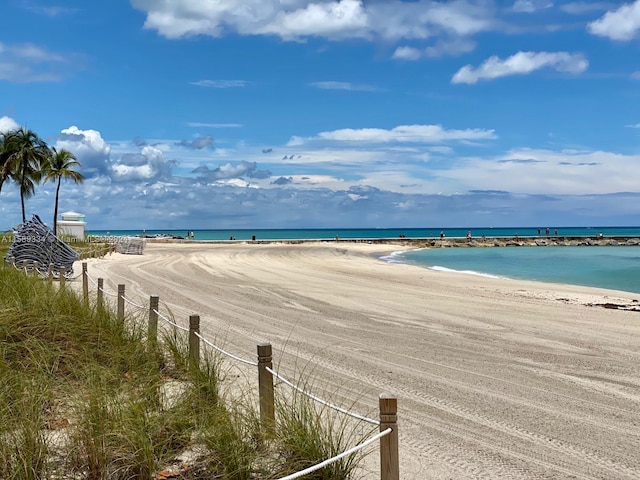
86;273;100;287
99;286;118;297
194;332;258;367
266;367;380;426
276;428;392;480
154;309;190;332
122;295;146;309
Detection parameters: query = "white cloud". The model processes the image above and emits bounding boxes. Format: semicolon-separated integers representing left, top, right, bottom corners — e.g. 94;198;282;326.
392;46;422;61
588;0;640;41
312;124;496;143
56;126;111;176
511;0;553;13
0;116;19;133
190;80;248;88
131;0;496;43
452;51;588;84
625;123;640;128
0;41;72;82
631;71;640;79
393;38;476;60
308;81;379;91
443;148;640;195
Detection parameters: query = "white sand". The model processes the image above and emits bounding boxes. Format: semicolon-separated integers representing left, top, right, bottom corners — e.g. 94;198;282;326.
80;242;640;479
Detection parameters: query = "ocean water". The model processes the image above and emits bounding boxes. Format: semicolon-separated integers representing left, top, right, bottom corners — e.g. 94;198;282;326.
88;226;640;241
392;246;640;295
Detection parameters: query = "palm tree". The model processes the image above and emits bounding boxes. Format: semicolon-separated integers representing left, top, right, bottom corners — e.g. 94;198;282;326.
43;148;84;236
0;128;50;223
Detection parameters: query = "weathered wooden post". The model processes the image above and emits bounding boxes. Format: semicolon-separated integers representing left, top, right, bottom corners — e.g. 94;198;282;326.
379;394;399;480
59;266;66;288
257;342;275;433
21;259;27;273
148;295;159;345
188;314;200;370
48;264;54;285
33;261;39;276
97;278;104;311
82;262;89;307
117;284;125;322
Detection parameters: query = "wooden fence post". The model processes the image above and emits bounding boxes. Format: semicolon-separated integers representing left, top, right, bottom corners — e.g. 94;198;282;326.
379;394;399;480
60;267;66;288
82;262;89;307
33;261;39;276
188;314;200;370
117;284;125;322
48;263;54;285
148;295;159;345
257;342;275;433
21;260;27;273
97;278;104;311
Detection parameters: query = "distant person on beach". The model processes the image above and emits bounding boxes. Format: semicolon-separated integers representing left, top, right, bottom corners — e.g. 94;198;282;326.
554;229;558;236
466;231;472;241
440;231;445;239
537;228;541;236
546;227;550;236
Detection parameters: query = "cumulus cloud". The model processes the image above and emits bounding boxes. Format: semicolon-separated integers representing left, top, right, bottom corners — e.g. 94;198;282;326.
452;51;588;84
111;145;176;182
0;116;19;133
308;124;496;143
176;135;214;149
131;0;496;43
392;46;422;61
0;41;74;82
192;161;271;182
56;126;111;176
587;0;640;41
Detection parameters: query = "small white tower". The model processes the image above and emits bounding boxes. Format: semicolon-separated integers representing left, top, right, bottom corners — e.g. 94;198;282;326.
57;211;86;240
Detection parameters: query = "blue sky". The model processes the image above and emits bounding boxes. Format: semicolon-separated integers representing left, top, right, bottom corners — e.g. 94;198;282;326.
1;0;640;230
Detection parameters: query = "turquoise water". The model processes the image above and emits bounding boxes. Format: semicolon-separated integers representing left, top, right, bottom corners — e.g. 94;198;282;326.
88;226;640;241
394;246;640;295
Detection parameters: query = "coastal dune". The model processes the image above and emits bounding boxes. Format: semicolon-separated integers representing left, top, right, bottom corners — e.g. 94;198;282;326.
82;242;640;479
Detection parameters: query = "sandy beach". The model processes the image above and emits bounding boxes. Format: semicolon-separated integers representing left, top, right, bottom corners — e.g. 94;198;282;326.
80;241;640;479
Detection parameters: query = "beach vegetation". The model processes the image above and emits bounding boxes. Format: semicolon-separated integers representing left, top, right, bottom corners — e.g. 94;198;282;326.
0;128;49;223
0;127;85;237
42;147;85;236
0;265;370;479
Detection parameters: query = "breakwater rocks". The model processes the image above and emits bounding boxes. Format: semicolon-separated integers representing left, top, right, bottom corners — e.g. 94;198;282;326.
425;236;640;248
147;236;640;247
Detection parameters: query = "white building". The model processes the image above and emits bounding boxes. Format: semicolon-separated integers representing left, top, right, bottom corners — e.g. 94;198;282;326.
57;211;86;240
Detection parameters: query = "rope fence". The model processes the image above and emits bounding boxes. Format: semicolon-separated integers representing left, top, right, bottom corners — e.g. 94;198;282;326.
79;262;401;480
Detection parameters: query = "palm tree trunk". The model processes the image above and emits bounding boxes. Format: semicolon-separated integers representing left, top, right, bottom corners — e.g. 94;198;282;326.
54;179;61;236
20;152;28;223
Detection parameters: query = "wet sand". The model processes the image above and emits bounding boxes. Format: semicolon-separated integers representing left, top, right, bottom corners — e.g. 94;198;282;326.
80;242;640;479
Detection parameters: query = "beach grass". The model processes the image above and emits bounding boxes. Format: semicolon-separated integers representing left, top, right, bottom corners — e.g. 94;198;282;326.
0;264;368;479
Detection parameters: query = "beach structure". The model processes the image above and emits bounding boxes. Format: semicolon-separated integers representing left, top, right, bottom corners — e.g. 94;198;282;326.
115;236;146;255
6;214;79;276
57;211;86;240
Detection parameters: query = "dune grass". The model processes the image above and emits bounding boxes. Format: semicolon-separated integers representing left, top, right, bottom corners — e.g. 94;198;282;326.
0;263;371;479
